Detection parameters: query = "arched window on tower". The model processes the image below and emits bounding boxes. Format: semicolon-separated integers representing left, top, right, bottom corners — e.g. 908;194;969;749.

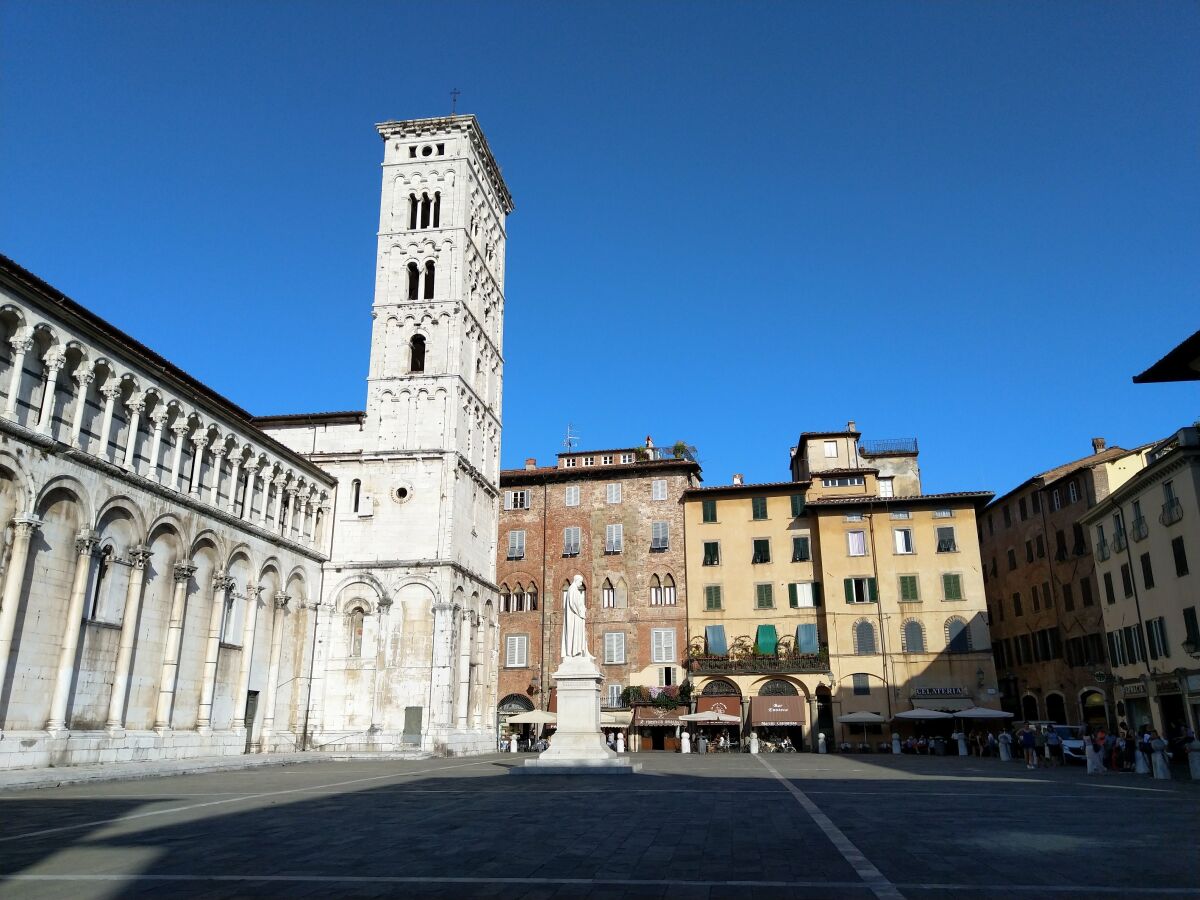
407;262;420;301
499;584;511;613
649;574;662;606
409;335;426;373
433;191;441;228
527;584;538;611
513;583;525;613
408;194;418;230
420;193;432;229
423;261;436;299
351;479;361;514
601;579;615;608
663;574;677;606
348;608;365;657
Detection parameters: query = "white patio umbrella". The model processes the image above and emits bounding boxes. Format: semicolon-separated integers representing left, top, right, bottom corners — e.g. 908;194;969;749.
954;707;1013;719
893;708;954;721
836;711;887;724
680;710;741;724
505;710;557;725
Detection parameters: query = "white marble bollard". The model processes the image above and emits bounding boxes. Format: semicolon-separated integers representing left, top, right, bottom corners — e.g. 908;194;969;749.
616;733;625;753
749;732;759;755
818;732;827;754
509;735;518;753
680;732;690;754
891;733;901;754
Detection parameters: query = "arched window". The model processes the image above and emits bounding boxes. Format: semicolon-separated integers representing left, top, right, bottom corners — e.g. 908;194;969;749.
945;616;971;653
901;619;926;653
409;334;426;373
420;193;432;229
351;479;361;514
760;679;799;696
407;262;420;301
602;578;615;608
527;585;538;611
1022;694;1040;721
348;608;365;657
649;574;662;606
408;194;418;230
513;583;525;613
88;544;115;620
423;261;436;299
499;584;511;613
433;191;441;228
702;678;740;697
853;619;877;655
663;574;677;606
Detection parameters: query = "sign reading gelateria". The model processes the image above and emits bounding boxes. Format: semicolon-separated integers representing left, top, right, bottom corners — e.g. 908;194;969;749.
912;687;967;698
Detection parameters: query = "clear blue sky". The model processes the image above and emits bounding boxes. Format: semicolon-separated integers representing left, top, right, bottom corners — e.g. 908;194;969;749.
2;2;1196;496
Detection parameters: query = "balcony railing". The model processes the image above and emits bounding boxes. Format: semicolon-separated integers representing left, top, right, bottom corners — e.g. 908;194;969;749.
1112;529;1128;552
1095;538;1110;561
689;649;830;676
1131;516;1149;542
859;438;918;455
1161;499;1184;526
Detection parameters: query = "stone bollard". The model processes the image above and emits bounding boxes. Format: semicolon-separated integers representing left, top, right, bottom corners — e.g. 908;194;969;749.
891;732;901;755
750;731;759;755
681;732;690;754
616;733;625;753
509;735;518;753
818;732;827;754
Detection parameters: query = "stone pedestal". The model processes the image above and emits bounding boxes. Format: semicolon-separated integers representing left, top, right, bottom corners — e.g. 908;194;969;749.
511;656;637;775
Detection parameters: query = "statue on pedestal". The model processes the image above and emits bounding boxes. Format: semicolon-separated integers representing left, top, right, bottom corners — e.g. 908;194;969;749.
561;575;591;659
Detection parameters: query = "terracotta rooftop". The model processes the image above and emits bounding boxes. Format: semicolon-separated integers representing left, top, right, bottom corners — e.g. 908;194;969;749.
684;479;810;496
805;491;994;507
813;467;878;476
254;411;366;425
501;457;700;483
986;444;1145;508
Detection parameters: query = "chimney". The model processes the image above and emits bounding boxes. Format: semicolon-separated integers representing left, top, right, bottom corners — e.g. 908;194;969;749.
525;458;537;470
732;473;744;486
1091;438;1106;454
847;420;857;433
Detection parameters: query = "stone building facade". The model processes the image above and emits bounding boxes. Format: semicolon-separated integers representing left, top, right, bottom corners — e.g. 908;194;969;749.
258;115;512;755
980;439;1151;727
0;255;334;770
684;426;998;748
495;443;700;744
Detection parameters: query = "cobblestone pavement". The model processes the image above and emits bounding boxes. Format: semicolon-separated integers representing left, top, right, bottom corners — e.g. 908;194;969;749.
0;751;1195;899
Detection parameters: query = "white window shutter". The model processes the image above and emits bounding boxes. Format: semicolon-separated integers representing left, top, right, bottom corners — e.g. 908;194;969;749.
504;491;513;510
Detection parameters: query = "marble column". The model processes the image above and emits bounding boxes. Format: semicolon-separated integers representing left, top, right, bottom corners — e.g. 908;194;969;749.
0;516;41;695
226;454;244;514
207;446;226;507
105;545;152;733
272;478;288;532
167;423;189;491
153;562;195;732
455;610;473;729
35;351;65;435
241;462;259;519
232;587;263;733
120;399;144;471
259;593;290;748
67;367;95;448
95;384;122;461
45;530;100;734
429;602;455;728
2;336;32;420
257;474;273;527
302;500;314;544
188;434;208;497
146;412;168;482
196;573;235;734
281;489;295;538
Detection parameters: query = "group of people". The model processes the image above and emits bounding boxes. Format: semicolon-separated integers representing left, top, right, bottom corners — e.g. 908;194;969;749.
1009;720;1187;779
899;732;1001;756
689;731;734;753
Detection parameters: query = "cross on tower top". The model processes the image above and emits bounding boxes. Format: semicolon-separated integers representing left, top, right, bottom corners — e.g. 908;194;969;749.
450;88;461;115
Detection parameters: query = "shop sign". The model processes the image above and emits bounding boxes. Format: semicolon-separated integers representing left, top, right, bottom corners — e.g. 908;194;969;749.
1154;678;1180;695
1120;682;1147;697
912;687;966;698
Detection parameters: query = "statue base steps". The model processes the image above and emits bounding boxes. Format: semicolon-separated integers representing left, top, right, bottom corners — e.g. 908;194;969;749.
510;758;640;775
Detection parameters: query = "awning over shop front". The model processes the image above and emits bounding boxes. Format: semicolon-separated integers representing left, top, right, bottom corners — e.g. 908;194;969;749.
755;624;778;655
750;695;804;727
632;705;688;727
911;697;975;712
696;695;741;719
705;625;728;656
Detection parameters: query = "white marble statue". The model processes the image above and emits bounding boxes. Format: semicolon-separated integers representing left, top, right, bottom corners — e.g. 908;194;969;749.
561;575;591;659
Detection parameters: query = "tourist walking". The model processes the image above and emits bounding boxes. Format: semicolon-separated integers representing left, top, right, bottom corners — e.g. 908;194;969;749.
1018;723;1037;769
1045;726;1062;767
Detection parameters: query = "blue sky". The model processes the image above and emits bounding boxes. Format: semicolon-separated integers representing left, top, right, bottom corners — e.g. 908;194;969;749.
2;2;1196;496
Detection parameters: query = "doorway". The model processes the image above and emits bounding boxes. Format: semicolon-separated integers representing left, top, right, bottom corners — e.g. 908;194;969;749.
243;691;259;754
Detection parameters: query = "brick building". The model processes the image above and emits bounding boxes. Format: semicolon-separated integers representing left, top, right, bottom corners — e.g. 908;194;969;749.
495;441;700;743
979;438;1152;728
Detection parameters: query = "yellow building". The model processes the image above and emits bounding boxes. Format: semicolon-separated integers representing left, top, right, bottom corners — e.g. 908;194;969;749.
682;428;998;747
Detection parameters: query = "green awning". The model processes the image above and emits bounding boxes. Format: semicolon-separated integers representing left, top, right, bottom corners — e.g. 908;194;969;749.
755;624;778;655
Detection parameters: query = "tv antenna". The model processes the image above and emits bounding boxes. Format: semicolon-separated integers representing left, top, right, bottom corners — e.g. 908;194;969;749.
562;423;579;453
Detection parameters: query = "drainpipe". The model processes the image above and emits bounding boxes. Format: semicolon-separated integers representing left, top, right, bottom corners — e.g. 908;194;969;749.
865;499;893;720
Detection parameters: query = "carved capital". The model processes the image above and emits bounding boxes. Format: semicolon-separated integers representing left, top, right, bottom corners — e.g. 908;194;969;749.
244;460;261;475
128;545;153;570
171;422;191;437
125;400;146;416
9;336;33;355
100;383;124;401
274;592;291;610
211;445;227;459
244;585;262;605
42;349;66;372
174;563;198;584
13;515;41;538
378;596;394;612
191;433;210;448
74;529;99;556
73;366;96;388
150;409;170;428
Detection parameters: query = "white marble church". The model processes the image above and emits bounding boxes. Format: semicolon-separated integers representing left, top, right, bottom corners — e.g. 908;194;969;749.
0;114;510;769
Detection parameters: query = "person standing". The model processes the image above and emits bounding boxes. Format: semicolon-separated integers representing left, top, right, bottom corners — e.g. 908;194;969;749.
1150;730;1172;780
1018;723;1037;769
1033;726;1047;768
1045;726;1062;767
998;729;1013;762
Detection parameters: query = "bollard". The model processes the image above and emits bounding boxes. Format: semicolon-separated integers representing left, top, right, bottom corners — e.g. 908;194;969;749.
681;732;691;754
749;731;759;755
891;732;901;754
616;733;625;754
818;732;827;754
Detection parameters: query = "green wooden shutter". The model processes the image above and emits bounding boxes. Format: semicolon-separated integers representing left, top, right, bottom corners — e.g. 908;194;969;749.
788;583;798;608
791;494;805;517
867;577;878;603
844;578;854;604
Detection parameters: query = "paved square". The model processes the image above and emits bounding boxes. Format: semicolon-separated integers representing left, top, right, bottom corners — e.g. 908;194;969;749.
0;753;1196;898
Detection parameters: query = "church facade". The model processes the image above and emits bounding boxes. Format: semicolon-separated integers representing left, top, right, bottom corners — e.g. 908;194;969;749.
0;114;510;768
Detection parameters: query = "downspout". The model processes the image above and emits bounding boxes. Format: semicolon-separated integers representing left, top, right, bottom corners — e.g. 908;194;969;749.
1114;499;1153;678
865;499;893;720
541;478;548;710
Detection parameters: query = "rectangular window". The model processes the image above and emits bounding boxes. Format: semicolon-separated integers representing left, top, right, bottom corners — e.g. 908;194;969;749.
1003;505;1012;527
942;573;963;601
824;440;838;458
788;582;819;608
878;477;894;498
604;523;623;553
1036;535;1045;559
822;475;865;487
792;536;811;562
752;538;771;564
751;496;768;520
505;635;528;668
1042;580;1052;609
651;628;675;663
1051;489;1061;511
1007;549;1017;570
936;526;957;553
506;530;525;560
852;673;870;695
1146;617;1168;661
1032;583;1041;611
933;508;953;519
891;509;912;520
603;632;626;665
1062;582;1075;611
847;530;867;557
702;541;721;566
1103;571;1116;604
845;512;864;522
893;528;914;554
602;454;614;465
1080;577;1094;607
1055;530;1067;560
565;457;577;468
1026;540;1034;563
755;583;774;609
564;485;580;507
704;585;722;611
1120;562;1134;598
651;520;669;551
1183;607;1200;647
1013;592;1023;616
652;479;667;501
606;483;622;504
1068;481;1079;503
563;526;581;557
1140;552;1155;590
1019;497;1028;521
1173;536;1189;577
899;574;920;602
504;490;529;510
790;494;805;517
658;666;675;687
844;576;878;604
620;452;634;464
606;684;622;707
702;499;717;523
582;456;594;466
